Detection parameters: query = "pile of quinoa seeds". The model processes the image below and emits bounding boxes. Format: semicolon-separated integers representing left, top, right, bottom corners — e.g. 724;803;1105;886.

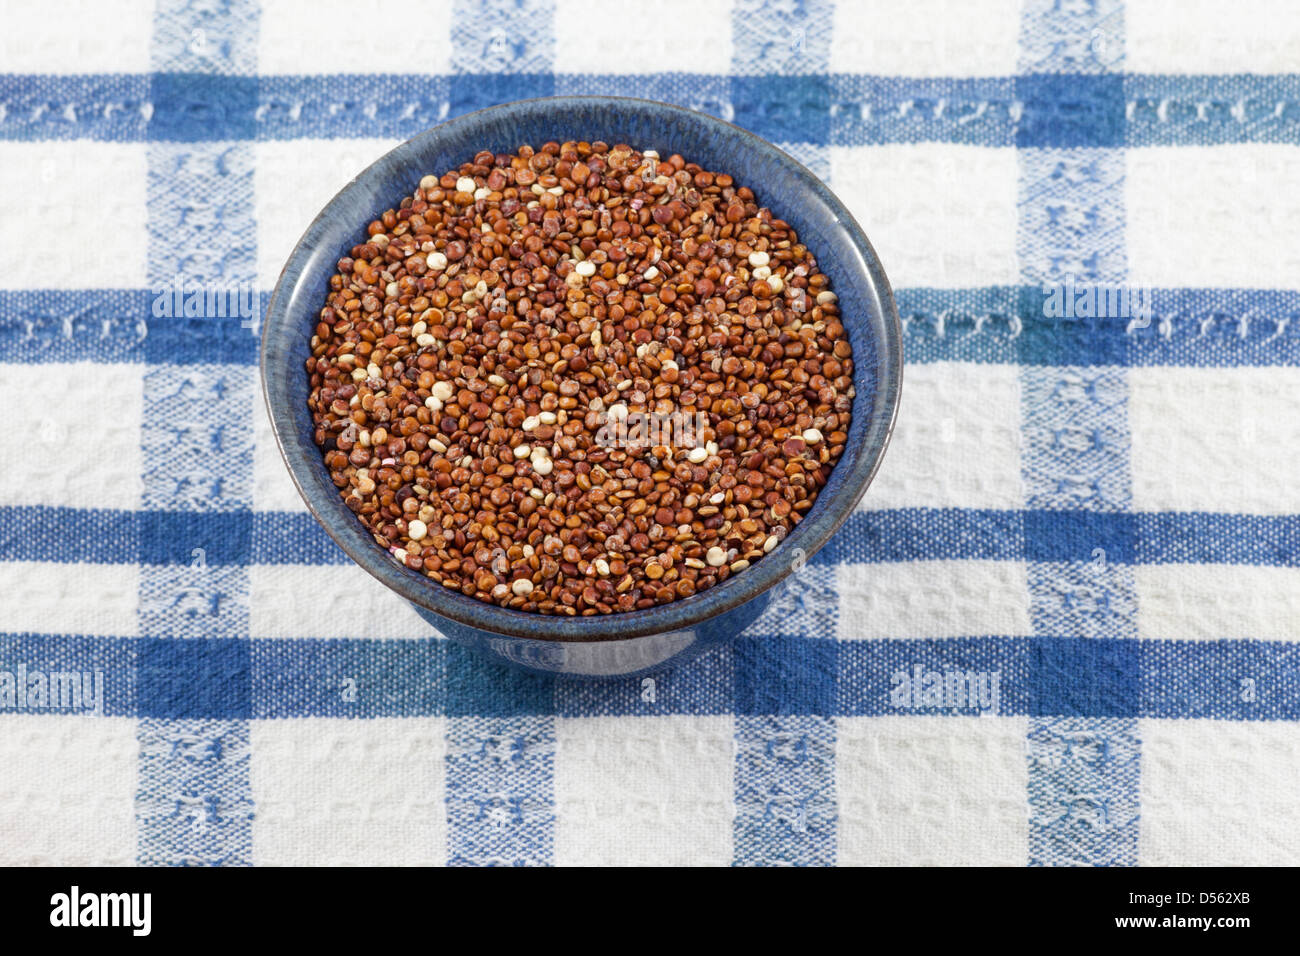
307;141;854;617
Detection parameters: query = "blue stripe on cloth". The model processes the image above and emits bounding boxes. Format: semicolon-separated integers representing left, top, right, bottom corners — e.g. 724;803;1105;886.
829;76;1016;146
1017;0;1139;868
251;512;350;564
3;506;1298;566
12;285;1300;367
0;290;149;363
837;638;1034;717
1016;74;1126;148
452;0;555;74
136;718;254;866
141;365;257;513
733;0;833;76
733;634;837;715
251;638;446;718
733;716;837;866
555;645;735;717
135;0;259;868
439;5;558;866
1027;717;1141;867
1137;513;1300;566
816;508;1025;564
7;73;1300;146
148;73;259;141
728;8;836;865
445;716;555;866
1126;73;1300;147
1140;640;1300;720
0;633;137;716
1019;0;1125;74
896;287;1300;367
146;314;262;365
0;74;152;141
4;635;1298;721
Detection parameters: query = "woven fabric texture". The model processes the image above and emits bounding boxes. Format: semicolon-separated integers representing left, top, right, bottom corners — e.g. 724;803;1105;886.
2;0;1299;866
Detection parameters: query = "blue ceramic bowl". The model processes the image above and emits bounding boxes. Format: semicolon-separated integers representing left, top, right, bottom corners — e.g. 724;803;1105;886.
261;96;901;678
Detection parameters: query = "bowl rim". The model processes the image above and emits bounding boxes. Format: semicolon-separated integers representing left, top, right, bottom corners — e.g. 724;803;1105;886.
260;94;903;642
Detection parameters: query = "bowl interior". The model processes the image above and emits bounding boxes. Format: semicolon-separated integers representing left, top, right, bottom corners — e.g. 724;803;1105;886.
261;95;902;641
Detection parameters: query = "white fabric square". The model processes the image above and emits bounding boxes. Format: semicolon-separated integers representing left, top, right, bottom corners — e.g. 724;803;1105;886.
836;560;1032;640
0;362;142;510
0;562;138;637
861;361;1024;511
0;0;152;73
837;715;1028;865
1140;719;1300;865
830;145;1019;288
554;716;734;866
1126;0;1300;75
259;0;452;74
253;390;307;512
0;715;138;865
1129;367;1300;515
249;562;435;639
1127;146;1300;289
555;0;732;74
251;717;447;865
254;139;402;289
831;0;1021;76
1137;564;1300;642
0;143;147;289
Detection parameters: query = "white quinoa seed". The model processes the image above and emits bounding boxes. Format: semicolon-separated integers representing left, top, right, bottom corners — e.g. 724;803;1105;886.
816;290;838;305
688;446;708;463
522;415;540;431
748;250;770;267
419;174;437;191
407;519;428;541
513;444;531;459
574;260;596;277
532;457;553;476
803;428;824;444
706;546;727;567
764;534;779;553
424;395;443;412
511;578;534;597
456;176;476;193
431;381;454;402
427;251;448;270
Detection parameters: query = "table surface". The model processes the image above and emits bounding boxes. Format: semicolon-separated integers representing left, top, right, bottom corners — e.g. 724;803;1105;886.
2;0;1298;866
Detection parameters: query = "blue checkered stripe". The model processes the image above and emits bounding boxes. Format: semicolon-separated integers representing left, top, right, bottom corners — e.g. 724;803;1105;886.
2;0;1299;867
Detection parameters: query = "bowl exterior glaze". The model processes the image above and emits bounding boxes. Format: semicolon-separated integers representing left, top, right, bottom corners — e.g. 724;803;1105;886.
262;96;902;678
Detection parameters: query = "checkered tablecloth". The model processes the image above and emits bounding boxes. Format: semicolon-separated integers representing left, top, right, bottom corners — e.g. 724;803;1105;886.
2;0;1299;867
